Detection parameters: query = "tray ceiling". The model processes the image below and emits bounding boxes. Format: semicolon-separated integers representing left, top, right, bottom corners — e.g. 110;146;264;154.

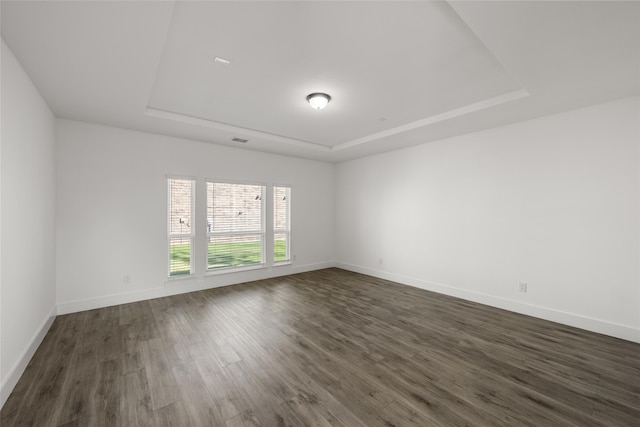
2;1;638;162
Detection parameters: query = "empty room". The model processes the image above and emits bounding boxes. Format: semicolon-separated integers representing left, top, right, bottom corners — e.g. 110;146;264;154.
1;1;639;426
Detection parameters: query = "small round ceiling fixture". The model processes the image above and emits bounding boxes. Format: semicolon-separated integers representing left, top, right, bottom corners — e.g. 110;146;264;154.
306;92;331;110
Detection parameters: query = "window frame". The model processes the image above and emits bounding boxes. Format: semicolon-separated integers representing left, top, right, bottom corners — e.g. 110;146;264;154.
205;179;267;273
167;176;196;279
273;185;292;266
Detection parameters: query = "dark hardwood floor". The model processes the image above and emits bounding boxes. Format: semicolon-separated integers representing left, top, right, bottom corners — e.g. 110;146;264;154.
2;268;639;426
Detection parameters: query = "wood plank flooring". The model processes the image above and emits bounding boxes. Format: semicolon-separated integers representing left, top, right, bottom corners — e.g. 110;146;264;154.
2;268;639;426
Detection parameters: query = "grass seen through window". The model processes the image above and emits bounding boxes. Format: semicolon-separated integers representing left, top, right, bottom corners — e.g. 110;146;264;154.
169;240;287;275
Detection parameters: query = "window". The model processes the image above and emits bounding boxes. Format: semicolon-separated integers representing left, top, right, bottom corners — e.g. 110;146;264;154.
274;186;291;263
168;178;195;277
207;182;265;270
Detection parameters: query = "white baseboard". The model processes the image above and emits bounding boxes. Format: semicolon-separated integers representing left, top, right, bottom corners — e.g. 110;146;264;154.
57;261;335;315
1;305;57;408
291;260;336;273
336;262;640;344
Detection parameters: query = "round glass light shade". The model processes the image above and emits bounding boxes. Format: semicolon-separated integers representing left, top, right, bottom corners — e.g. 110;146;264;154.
306;93;331;110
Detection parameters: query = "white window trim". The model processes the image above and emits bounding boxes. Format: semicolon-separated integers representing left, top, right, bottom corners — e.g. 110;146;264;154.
204;263;267;276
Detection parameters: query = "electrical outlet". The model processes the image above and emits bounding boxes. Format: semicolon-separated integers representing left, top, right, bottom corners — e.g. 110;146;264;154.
378;258;384;265
123;275;131;284
292;255;297;262
518;282;527;293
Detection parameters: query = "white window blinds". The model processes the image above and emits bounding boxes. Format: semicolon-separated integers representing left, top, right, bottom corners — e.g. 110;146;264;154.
207;182;265;270
273;186;291;263
168;178;194;277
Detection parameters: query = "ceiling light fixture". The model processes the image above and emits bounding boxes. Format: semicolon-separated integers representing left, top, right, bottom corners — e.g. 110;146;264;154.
306;92;331;110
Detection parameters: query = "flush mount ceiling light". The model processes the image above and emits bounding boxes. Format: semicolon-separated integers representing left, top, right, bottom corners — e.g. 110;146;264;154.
306;92;331;110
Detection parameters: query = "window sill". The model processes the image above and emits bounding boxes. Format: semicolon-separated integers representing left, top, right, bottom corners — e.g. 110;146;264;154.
205;264;266;276
166;273;195;283
273;261;292;267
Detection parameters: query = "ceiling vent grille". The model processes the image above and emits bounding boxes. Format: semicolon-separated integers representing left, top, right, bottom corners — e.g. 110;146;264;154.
232;137;248;143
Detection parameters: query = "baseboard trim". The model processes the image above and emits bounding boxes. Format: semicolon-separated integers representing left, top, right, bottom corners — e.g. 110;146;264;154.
1;304;57;408
291;260;336;273
336;262;640;344
57;261;335;315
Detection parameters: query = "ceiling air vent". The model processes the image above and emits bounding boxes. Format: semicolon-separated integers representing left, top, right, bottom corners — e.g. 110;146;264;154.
232;137;248;143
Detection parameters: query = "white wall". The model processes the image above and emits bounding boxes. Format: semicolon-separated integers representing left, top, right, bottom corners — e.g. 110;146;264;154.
335;96;640;342
55;120;334;313
1;39;57;405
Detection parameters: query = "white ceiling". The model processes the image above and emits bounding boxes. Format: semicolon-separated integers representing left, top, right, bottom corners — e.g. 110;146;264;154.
2;1;639;163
